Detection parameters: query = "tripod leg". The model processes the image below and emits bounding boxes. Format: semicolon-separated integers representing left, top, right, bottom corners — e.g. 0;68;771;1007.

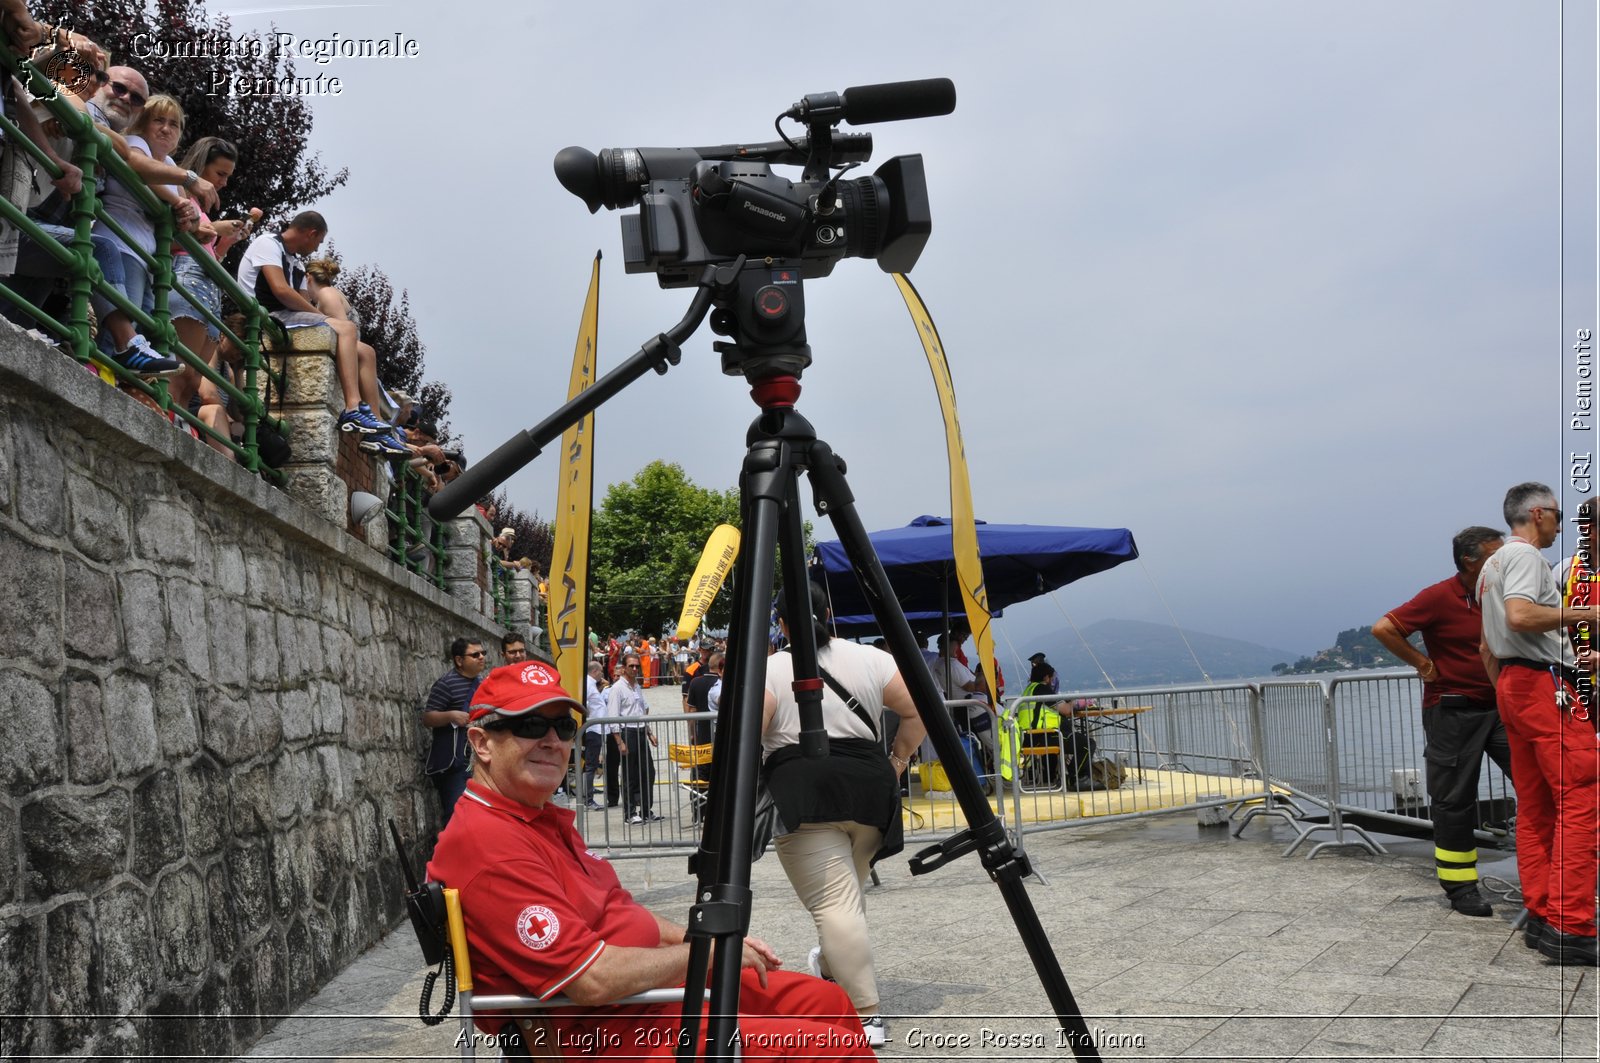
806;440;1103;1062
677;435;796;1062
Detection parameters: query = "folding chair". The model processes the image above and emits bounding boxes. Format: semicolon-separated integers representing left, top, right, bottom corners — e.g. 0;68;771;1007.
667;742;715;822
1017;729;1066;793
390;823;699;1061
442;887;695;1060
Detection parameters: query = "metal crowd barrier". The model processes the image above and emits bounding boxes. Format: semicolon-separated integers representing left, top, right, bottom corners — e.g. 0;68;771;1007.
998;686;1291;865
1258;673;1513;860
574;704;983;862
563;673;1501;875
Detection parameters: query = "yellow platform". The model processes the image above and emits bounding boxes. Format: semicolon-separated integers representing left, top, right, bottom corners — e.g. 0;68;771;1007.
902;767;1281;831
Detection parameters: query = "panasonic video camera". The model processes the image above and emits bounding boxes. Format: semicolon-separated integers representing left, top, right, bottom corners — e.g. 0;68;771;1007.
553;78;955;289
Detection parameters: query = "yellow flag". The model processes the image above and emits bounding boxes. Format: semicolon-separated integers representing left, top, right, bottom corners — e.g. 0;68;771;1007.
892;273;997;705
551;254;601;700
677;524;741;640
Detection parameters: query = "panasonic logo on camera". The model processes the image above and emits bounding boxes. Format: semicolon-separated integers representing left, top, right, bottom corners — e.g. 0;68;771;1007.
742;201;787;222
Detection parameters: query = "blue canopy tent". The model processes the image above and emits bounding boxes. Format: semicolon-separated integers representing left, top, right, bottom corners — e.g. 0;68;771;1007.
810;515;1140;638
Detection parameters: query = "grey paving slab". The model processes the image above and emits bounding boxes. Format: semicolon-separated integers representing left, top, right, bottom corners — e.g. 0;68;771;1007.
1311;1012;1448;1054
1160;952;1317;1009
1178;1014;1336;1058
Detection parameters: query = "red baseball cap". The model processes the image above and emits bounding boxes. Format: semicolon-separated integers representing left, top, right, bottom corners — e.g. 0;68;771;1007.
468;661;584;723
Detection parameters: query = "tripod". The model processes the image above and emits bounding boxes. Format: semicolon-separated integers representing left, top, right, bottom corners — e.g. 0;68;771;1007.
429;258;1100;1061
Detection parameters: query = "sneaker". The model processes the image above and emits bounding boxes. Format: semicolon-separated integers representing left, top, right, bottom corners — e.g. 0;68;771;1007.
859;1015;886;1048
112;335;181;378
1446;884;1492;918
337;402;389;435
1523;913;1548;949
585;801;602;812
807;945;824;979
359;428;409;457
627;814;644;825
646;812;664;822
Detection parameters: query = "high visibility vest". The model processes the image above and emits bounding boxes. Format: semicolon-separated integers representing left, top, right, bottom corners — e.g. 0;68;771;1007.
998;683;1063;781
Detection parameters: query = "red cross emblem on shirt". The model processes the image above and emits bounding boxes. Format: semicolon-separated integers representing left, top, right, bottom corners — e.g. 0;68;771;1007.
517;904;560;951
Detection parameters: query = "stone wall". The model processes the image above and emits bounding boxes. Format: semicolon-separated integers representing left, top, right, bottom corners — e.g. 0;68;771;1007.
0;329;519;1058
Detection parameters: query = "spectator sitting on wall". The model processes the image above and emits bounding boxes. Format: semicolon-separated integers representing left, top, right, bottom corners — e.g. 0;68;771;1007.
87;73;216;378
302;254;404;456
168;135;258;409
0;28;83;283
236;211;401;446
190;313;247;458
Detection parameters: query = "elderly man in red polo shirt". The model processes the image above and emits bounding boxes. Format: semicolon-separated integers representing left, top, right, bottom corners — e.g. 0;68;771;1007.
1372;526;1511;916
428;661;873;1059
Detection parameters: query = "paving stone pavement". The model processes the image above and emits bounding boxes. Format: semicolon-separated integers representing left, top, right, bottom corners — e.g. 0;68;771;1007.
235;795;1599;1062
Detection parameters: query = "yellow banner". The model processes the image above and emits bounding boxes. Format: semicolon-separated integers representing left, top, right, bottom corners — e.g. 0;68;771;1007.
677;524;741;640
551;254;601;699
892;273;997;705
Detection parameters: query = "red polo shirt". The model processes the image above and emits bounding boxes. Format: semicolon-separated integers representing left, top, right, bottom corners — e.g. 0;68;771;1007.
427;781;660;1000
1383;574;1496;708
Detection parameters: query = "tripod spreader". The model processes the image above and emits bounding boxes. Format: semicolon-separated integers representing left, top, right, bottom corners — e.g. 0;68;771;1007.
908;819;1032;882
427;257;747;520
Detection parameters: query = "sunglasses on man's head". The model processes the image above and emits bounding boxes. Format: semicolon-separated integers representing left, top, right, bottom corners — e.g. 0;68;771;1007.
483;714;578;741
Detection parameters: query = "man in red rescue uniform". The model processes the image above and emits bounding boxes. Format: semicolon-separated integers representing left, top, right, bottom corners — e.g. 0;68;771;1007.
1477;482;1600;965
427;660;874;1058
1371;526;1511;915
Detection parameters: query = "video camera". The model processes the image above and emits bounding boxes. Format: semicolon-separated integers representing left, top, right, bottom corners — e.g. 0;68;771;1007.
553;78;954;290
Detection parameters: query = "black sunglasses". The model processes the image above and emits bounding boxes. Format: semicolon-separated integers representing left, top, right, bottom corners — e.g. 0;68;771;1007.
108;80;146;107
483;714;578;741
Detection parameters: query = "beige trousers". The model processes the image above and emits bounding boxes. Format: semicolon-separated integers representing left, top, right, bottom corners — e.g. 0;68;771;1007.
774;820;883;1012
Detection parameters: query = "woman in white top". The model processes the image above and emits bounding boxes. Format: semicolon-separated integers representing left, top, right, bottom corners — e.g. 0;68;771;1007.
761;582;924;1047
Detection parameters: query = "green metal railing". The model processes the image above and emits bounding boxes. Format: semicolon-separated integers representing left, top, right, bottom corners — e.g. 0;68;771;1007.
0;42;287;480
384;462;448;588
490;555;515;628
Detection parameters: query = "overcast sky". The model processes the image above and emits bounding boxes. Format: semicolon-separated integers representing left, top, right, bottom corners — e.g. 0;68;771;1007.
196;1;1597;666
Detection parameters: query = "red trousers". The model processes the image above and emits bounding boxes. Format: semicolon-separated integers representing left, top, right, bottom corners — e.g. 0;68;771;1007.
551;969;871;1060
1496;664;1600;936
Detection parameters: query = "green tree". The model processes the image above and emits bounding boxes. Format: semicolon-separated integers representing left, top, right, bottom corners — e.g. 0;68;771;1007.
335;256;454;436
589;461;740;637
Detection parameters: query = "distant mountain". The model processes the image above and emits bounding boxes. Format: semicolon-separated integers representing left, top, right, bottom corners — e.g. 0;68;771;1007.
1018;618;1300;688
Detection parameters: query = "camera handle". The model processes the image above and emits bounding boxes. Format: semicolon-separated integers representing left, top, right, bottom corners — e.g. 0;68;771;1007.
427;256;746;521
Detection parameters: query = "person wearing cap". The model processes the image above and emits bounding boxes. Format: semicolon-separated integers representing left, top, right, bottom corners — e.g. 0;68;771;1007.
427;661;874;1059
1477;482;1600;964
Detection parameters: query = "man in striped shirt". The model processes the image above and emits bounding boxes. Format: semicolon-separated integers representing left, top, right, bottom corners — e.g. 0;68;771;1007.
420;637;486;824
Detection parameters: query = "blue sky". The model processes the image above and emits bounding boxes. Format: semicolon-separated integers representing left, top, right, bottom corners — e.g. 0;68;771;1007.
195;1;1596;667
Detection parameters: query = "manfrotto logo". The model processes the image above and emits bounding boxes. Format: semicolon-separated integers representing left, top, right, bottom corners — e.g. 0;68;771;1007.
742;201;787;222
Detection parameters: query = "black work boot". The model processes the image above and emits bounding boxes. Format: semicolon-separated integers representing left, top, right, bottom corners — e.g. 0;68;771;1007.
1537;928;1599;966
1445;884;1493;917
1522;912;1548;949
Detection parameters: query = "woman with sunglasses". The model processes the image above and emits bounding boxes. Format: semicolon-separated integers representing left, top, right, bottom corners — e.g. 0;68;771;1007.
428;661;875;1060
